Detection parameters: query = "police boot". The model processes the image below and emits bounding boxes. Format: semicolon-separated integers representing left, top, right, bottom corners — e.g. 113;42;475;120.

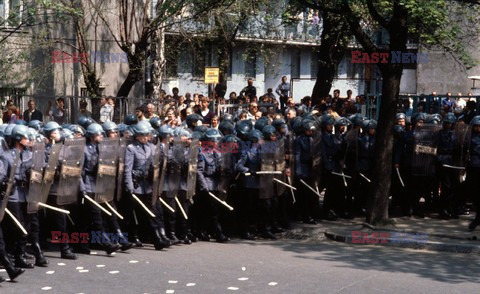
186;232;197;243
115;229;134;251
0;253;25;281
260;226;277;240
32;241;49;267
468;217;480;232
167;232;181;245
99;233;121;255
214;224;230;243
61;242;78;260
15;244;34;269
159;228;172;247
129;229;143;247
152;229;168;250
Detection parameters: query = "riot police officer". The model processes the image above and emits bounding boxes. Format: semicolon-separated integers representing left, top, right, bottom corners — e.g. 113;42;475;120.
197;128;230;242
124;123;168;250
43;121;78;259
0;125;46;268
295;120;320;223
436;113;459;219
79;123;121;254
320;115;345;220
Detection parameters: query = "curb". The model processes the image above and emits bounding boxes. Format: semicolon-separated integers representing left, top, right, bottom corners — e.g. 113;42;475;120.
324;230;480;254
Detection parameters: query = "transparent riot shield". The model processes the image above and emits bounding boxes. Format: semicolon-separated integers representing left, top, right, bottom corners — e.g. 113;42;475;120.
452;123;470;168
165;138;183;199
274;138;287;196
150;142;162;205
186;139;199;200
260;145;275;199
218;150;233;200
115;138;127;201
26;142;46;214
0;151;20;222
95;138;119;203
412;124;441;176
56;138;86;206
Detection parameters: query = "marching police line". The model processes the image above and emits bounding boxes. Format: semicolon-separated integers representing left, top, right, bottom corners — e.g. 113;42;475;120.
0;110;479;284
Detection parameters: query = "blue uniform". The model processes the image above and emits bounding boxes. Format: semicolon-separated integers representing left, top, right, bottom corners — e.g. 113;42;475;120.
294;135;313;179
0;148;32;203
235;144;261;189
124;141;154;195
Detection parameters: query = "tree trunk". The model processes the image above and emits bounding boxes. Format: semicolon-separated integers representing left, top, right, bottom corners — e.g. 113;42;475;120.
311;12;348;105
116;52;144;98
366;67;402;224
151;26;165;100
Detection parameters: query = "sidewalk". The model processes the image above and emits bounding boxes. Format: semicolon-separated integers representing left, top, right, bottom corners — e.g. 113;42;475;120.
280;214;480;254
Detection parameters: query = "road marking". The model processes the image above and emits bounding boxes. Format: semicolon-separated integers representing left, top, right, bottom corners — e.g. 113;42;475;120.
227;287;239;290
129;260;139;263
241;267;246;271
268;282;278;286
41;286;52;290
76;267;83;270
57;263;66;266
109;270;120;274
168;280;178;284
166;290;175;293
96;265;105;268
46;271;55;274
186;283;196;287
238;277;249;281
79;270;89;273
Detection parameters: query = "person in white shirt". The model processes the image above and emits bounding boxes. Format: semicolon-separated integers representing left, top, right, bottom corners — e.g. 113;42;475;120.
99;96;114;123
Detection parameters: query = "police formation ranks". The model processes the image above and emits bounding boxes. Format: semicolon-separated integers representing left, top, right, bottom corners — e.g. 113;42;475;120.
0;111;479;283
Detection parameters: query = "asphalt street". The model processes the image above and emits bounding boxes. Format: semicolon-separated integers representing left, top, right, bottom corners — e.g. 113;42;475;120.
1;239;479;294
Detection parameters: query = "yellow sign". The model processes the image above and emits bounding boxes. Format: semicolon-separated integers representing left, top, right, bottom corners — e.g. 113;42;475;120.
205;67;220;84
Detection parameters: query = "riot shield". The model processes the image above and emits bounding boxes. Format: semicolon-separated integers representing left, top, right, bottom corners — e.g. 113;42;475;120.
285;133;295;190
452;124;470;168
156;142;168;200
94;138;119;203
412;124;441;176
218;149;233;200
56;138;86;206
36;143;63;211
0;151;20;222
185;138;199;200
260;144;275;199
26;142;46;214
115;138;127;201
344;128;359;170
150;142;162;205
274;138;287;196
165;138;183;199
310;134;322;189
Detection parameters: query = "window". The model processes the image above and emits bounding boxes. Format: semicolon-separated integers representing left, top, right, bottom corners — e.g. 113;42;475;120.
245;49;256;78
311;49;319;78
0;87;25;107
192;44;206;79
291;49;301;79
0;0;23;27
165;40;178;78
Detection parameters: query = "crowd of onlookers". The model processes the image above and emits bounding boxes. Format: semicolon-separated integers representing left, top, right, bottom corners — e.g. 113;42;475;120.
1;78;479;128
